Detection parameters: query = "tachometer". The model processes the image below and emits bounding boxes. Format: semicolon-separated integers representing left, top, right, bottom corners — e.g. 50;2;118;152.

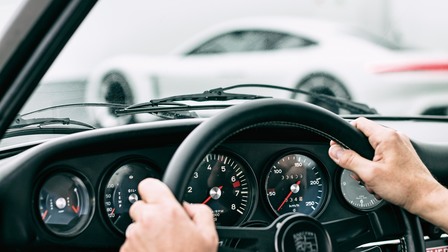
184;153;256;226
264;152;327;216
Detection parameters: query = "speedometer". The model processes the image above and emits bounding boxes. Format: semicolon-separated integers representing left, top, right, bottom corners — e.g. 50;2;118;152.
184;152;256;226
264;152;328;216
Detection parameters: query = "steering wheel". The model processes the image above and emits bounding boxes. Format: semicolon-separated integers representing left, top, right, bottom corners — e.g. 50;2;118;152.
163;98;424;252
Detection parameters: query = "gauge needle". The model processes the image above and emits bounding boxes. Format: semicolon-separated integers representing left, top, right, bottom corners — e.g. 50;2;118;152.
277;180;301;212
202;185;223;204
42;210;48;220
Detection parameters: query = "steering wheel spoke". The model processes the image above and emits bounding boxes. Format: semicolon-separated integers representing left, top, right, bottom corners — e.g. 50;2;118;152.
217;213;332;252
324;214;381;251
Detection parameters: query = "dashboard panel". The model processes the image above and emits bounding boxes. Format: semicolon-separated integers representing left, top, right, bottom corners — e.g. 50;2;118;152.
2;117;446;250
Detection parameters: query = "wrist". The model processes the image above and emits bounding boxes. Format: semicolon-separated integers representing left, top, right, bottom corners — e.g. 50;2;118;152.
411;181;448;232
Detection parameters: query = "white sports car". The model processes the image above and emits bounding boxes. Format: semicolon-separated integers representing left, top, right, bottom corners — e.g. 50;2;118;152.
85;16;448;126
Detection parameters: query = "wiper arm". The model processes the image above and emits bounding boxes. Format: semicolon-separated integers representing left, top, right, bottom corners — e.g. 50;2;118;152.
10;116;96;129
115;88;270;119
125;88;270;110
9;103;130;129
117;83;377;117
220;84;377;114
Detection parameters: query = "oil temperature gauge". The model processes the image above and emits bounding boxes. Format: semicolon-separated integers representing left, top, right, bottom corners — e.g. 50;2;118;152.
38;172;92;237
340;169;383;211
103;160;159;234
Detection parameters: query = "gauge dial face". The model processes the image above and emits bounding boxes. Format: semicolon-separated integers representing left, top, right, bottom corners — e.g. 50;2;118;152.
265;153;327;216
340;169;382;211
103;161;159;234
184;153;256;226
38;172;92;236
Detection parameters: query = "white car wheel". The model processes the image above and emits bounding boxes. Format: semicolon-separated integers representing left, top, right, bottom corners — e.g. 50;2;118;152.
293;73;351;114
86;72;134;127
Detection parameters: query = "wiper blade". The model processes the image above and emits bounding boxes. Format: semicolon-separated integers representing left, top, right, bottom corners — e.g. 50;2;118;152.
11;116;96;129
125;88;270;110
117;83;377;117
10;103;128;129
220;84;377;114
115;88;270;119
19;102;128;117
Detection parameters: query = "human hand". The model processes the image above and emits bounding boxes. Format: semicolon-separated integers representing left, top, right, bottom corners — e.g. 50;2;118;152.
328;117;441;215
120;178;218;252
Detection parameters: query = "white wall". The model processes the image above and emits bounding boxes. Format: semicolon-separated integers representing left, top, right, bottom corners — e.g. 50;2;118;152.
390;0;448;50
46;0;447;80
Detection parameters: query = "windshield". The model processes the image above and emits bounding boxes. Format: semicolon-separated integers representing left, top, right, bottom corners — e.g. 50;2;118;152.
6;0;448;142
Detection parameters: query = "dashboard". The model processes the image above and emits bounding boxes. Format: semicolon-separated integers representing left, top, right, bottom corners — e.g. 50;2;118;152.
1;117;448;251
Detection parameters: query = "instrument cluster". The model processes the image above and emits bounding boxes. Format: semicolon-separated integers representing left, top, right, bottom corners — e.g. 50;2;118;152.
35;146;382;237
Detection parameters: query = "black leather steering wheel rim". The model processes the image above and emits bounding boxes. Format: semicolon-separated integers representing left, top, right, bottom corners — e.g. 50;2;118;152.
162;98;424;251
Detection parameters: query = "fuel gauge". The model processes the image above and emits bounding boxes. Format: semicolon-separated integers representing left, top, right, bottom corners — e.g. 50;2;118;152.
38;172;93;237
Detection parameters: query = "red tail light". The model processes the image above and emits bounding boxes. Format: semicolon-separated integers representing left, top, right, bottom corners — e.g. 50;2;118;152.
371;62;448;74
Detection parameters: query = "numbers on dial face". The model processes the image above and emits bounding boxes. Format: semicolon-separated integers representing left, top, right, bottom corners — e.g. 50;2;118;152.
265;153;327;216
184;153;255;226
340;169;382;211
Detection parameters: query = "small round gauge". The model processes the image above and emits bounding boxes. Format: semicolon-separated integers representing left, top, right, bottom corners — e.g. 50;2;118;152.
184;153;256;226
103;160;159;234
265;153;327;216
38;172;92;237
340;169;383;211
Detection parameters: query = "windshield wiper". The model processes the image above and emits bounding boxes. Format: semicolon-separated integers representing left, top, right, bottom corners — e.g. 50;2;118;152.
10;103;128;129
225;84;377;114
116;83;377;117
115;87;270;118
10;116;95;129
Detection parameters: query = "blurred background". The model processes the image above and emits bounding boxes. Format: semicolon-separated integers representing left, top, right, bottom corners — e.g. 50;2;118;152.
2;0;448;124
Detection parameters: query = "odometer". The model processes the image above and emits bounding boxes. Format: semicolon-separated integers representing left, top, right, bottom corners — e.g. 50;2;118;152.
184;153;256;226
264;152;327;216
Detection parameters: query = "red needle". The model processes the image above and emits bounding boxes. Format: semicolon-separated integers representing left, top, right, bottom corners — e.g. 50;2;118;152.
72;205;80;214
42;210;48;220
277;180;301;212
202;186;223;204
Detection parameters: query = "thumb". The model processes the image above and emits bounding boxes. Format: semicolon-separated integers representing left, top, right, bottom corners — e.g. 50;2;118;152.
328;144;371;175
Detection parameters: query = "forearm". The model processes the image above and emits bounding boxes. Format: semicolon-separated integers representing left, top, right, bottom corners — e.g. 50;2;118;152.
412;182;448;233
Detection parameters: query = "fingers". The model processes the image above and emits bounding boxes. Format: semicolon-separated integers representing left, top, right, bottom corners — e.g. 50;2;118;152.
183;203;215;231
183;203;219;248
138;178;177;204
328;143;372;176
352;117;393;149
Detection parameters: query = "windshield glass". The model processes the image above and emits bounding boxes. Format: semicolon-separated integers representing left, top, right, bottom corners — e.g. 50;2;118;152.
7;0;448;143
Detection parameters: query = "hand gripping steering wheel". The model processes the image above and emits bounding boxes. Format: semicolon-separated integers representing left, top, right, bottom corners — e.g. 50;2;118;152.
163;99;424;252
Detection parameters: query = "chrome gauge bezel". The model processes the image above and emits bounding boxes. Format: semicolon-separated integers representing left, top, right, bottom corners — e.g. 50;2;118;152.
184;149;258;227
338;169;384;212
35;169;94;237
262;150;329;218
99;156;160;234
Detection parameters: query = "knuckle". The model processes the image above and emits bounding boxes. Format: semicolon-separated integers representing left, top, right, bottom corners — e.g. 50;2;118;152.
140;208;152;226
165;204;183;220
196;204;213;216
339;151;355;167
